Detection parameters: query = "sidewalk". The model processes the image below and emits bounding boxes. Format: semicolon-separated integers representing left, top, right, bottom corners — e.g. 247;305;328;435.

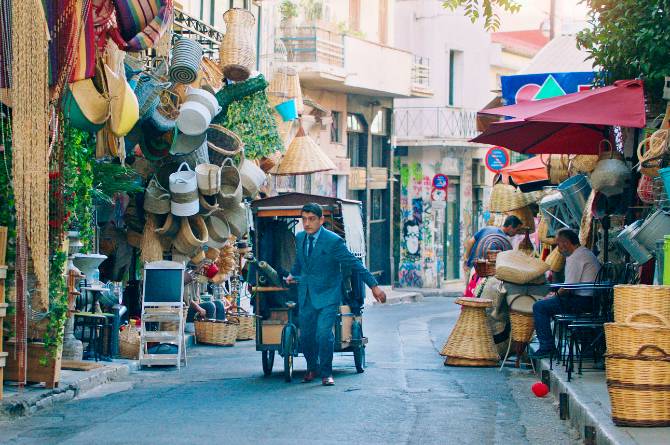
532;349;670;445
1;361;132;419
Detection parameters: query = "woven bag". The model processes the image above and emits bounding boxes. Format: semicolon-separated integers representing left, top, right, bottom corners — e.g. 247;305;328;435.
544;247;565;272
637;129;669;177
542;154;570;184
489;183;528;212
495;250;549;285
218;158;243;208
173;215;209;256
143;177;171;214
206;124;244;166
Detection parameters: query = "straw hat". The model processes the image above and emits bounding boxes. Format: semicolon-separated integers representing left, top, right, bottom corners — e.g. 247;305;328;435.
276;126;336;175
489;183;528;213
104;64;139;137
68;78;110;125
495;250;549;285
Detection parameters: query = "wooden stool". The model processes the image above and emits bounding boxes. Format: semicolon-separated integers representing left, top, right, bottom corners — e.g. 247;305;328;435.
441;298;499;367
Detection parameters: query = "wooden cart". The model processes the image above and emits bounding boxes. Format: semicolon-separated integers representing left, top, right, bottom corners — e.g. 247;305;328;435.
250;193;368;382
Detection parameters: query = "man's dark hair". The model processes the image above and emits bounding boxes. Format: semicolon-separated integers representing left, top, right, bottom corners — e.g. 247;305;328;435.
403;219;420;237
301;203;323;218
503;215;523;229
556;228;580;246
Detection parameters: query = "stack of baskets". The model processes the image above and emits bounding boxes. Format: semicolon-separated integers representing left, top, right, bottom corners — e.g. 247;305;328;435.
604;285;670;427
194;317;239;346
227;307;256;341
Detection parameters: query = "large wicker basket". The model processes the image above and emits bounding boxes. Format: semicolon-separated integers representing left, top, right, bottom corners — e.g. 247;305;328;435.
195;319;239;346
489;183;528;212
604;312;670;356
227;308;256;341
441;298;499;366
474;260;496;277
613;285;670;324
510;311;535;343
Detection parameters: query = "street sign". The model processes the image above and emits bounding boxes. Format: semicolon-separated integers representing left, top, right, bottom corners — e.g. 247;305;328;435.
431;187;447;202
485;147;510;172
432;174;448;190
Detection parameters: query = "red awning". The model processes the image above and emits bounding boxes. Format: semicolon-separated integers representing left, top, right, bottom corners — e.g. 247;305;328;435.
500;156;548;184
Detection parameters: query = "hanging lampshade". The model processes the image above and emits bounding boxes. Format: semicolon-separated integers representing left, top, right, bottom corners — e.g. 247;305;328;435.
286;67;304;114
276;125;336;175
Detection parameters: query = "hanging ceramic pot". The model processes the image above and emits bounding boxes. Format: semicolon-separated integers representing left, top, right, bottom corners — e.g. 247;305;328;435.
219;8;256;81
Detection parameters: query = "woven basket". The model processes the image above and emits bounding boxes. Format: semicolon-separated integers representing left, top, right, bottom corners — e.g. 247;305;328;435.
489;183;528;212
474;260;496;278
544;247;565;272
613;285;670;324
538;217;556;245
441;298;499;366
219;8;256;82
571;154;599;174
173;215;209;256
606;344;670;387
608;383;670;427
637;129;668;177
207;124;244;166
119;325;141;360
505;206;535;231
195;318;239;346
510;311;535;343
227;308;255;341
494;250;549;285
543;154;570;184
604;312;670;356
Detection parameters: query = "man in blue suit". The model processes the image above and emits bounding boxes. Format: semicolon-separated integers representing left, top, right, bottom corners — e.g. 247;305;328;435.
286;203;386;386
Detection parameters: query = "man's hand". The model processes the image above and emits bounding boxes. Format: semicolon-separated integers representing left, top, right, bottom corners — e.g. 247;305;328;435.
284;274;297;285
197;308;207;318
371;286;387;304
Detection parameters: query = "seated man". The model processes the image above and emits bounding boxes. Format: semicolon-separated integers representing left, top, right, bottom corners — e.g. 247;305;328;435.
530;228;601;358
462;215;523;280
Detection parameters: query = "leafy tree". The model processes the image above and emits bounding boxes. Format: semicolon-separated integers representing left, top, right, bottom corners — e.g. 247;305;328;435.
442;0;521;31
577;0;670;111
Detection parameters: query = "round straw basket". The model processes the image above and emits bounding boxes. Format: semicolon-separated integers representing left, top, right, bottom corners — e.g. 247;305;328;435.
474;260;496;278
510;311;535;343
613;285;670;324
604;312;670;356
441;298;499;366
505;206;535;231
195;318;239;346
227;308;256;341
489;183;529;212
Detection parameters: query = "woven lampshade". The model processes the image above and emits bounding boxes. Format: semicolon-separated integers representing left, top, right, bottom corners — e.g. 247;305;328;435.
286;67;304;114
268;66;288;98
276;126;336;175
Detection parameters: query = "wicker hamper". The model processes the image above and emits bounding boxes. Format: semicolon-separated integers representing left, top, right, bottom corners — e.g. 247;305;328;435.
509;311;535;343
613;285;670;324
195;318;239;346
227;308;256;341
440;298;499;366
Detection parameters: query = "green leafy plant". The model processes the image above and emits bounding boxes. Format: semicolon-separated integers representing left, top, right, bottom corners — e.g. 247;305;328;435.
336;21;365;39
63;127;95;252
301;0;323;22
280;0;299;22
0;115;15;312
576;0;670;113
442;0;521;31
92;162;143;204
41;249;67;365
223;91;284;159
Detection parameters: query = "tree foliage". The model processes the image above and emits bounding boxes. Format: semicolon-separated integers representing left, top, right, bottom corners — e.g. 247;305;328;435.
442;0;521;31
577;0;670;110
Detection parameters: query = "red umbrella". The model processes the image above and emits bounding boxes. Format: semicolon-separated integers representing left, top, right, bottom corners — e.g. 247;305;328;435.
471;118;607;154
481;79;646;128
500;156;548;184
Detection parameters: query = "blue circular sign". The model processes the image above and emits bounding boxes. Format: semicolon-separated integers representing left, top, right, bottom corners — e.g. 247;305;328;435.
485;147;510;172
432;174;448;190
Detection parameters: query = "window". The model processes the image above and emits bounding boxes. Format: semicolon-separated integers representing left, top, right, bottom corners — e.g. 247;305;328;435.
331;111;341;143
372;190;383;220
347;113;365;133
372;135;385;167
448;49;463;106
370;109;387;135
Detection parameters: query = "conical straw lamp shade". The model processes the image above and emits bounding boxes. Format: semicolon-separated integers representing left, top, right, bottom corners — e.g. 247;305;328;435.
276;126;336;175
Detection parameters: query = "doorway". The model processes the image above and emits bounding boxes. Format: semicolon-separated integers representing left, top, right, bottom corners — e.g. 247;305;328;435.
443;179;461;280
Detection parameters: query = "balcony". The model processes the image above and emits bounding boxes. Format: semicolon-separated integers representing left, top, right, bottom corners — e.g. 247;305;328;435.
173;8;224;59
280;26;431;98
393;107;480;146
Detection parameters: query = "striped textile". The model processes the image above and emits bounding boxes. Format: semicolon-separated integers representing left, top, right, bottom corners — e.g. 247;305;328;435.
69;0;96;81
113;0;173;51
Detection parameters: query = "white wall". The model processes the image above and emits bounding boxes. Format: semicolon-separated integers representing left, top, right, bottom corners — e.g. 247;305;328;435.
394;0;495;111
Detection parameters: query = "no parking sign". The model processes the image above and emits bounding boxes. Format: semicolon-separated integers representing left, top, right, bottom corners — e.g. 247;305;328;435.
485;147;510;173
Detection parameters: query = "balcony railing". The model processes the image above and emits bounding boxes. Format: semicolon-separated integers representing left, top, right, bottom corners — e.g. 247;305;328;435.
412;55;430;88
280;26;344;66
393;107;479;141
173;8;224;59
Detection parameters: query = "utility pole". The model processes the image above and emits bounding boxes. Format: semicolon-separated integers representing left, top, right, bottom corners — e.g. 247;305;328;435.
549;0;556;39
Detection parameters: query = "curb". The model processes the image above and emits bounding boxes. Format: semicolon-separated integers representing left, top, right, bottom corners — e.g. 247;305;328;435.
371;291;423;305
0;363;129;420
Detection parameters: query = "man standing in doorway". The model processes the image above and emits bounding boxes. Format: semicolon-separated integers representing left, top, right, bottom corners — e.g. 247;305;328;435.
286;203;387;386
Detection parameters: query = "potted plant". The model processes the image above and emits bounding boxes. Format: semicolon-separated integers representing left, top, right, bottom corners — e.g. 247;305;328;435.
301;0;323;24
280;0;299;27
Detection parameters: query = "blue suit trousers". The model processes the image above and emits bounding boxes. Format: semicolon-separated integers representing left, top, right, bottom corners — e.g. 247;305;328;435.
299;293;339;378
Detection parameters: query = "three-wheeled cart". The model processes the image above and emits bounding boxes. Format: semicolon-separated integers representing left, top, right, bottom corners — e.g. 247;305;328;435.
249;193;368;382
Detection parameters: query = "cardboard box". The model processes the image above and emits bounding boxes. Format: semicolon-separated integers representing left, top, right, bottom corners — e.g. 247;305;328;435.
261;321;285;345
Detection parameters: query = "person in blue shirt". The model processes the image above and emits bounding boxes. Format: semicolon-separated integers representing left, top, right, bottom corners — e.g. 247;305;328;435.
462;215;523;279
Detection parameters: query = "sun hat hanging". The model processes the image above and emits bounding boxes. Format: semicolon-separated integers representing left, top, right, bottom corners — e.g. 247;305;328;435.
590;140;632;197
169;162;199;216
169;35;203;84
219;8;256;81
218;158;243;207
104;63;139;136
62;79;110;132
111;0;174;51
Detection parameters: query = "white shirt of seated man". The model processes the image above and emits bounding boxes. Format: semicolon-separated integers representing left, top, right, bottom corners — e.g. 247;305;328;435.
558;231;601;297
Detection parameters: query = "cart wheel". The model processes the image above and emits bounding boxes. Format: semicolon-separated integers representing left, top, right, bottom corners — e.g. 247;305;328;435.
282;325;296;382
262;350;275;376
352;320;365;373
354;345;365;373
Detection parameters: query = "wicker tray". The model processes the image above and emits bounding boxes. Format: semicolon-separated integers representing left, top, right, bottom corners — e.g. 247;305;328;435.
227;308;256;341
613;285;670;324
195;319;239;346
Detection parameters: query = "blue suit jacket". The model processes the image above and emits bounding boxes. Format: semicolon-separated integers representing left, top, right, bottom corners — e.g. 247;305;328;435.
291;228;378;309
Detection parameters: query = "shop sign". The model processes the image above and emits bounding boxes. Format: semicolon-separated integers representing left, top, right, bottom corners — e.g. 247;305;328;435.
485;147;509;173
432;174;448;190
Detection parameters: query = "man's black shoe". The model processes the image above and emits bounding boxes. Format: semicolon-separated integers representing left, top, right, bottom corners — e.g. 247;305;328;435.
529;348;556;359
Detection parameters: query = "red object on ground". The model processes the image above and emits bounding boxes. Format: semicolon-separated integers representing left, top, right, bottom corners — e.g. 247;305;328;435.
500;156;548;184
532;382;550;397
481;79;646;128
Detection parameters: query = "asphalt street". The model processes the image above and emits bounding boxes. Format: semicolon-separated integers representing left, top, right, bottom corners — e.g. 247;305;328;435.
0;297;579;445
